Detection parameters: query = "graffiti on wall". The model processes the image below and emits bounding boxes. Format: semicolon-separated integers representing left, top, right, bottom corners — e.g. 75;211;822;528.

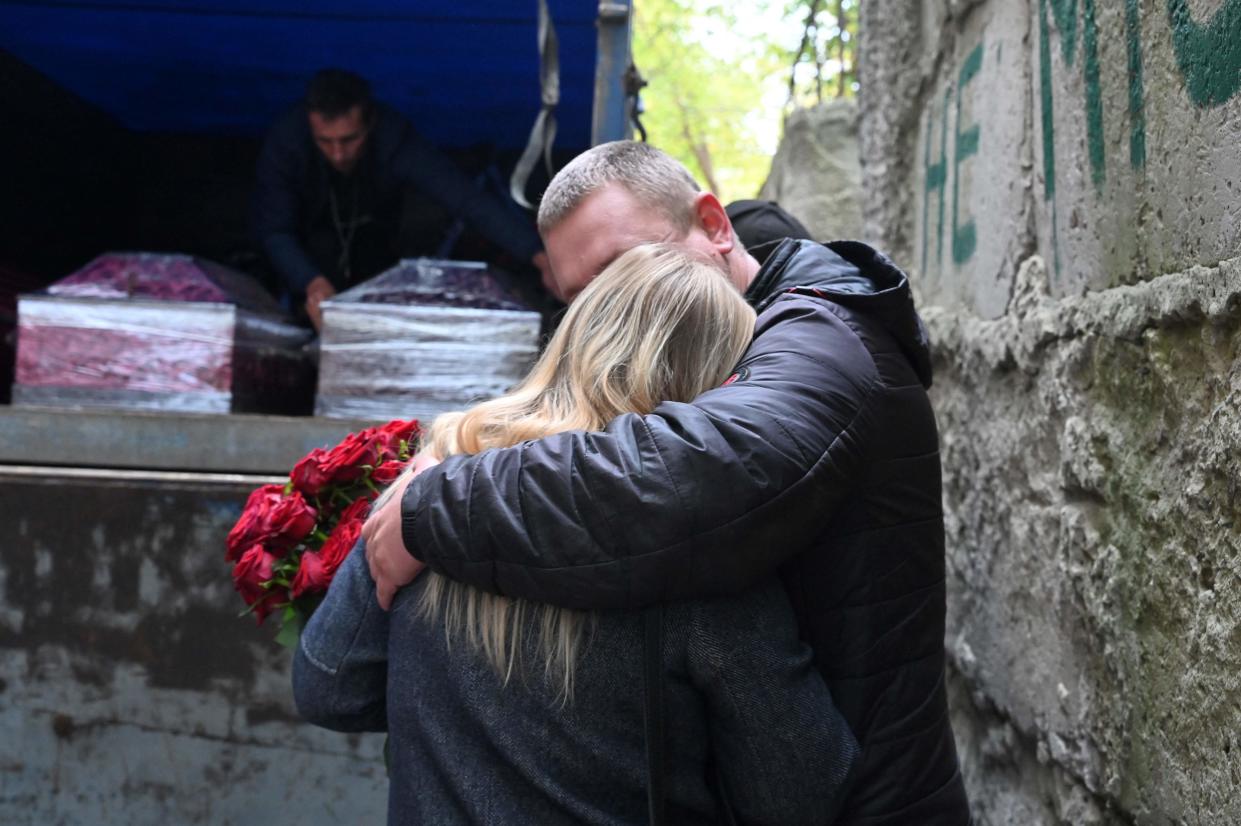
921;43;984;278
1165;0;1241;107
922;0;1241;281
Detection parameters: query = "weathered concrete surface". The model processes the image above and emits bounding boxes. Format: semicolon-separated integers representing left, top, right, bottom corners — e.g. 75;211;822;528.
857;0;927;267
1030;0;1241;299
0;469;386;823
863;0;1241;318
929;254;1241;824
857;1;1241;822
916;0;1038;318
759;99;864;241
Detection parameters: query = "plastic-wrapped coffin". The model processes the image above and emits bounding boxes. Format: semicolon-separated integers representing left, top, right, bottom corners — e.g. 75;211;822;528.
315;259;542;420
13;253;314;415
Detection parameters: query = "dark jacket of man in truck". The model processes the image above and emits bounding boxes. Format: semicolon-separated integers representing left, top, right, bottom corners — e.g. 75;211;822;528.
251;68;546;328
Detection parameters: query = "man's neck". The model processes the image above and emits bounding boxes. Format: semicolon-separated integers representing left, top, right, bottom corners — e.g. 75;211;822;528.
730;249;762;292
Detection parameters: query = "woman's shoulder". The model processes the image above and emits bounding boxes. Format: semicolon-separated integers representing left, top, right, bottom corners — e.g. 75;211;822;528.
684;578;799;639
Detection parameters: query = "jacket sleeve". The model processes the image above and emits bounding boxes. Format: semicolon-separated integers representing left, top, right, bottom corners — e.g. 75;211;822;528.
687;581;859;825
401;294;881;610
252;123;320;294
388;125;542;262
292;540;389;732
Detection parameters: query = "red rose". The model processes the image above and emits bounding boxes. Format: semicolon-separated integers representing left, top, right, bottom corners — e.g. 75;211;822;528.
337;496;372;530
318;430;378;486
288;420;419;497
372;419;420;461
291;550;329;599
226;485;316;560
225;484;285;561
227;421;423;632
266;490;317;549
371;459;408;486
232;543;284;623
290;447;332;496
318;498;371;580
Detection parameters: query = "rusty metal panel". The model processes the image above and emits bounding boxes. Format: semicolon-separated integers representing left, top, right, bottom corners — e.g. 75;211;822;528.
0;468;386;824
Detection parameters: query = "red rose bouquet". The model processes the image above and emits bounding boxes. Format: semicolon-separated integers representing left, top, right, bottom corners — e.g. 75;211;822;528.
225;418;420;646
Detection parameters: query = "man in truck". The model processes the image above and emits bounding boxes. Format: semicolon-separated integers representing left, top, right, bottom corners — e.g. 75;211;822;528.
252;68;550;329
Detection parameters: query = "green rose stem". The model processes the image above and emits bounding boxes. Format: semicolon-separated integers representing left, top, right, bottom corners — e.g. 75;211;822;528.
237;588;283;619
273;604;304;649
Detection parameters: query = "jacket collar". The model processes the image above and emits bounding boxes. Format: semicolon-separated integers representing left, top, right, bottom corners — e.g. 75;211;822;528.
744;239;934;388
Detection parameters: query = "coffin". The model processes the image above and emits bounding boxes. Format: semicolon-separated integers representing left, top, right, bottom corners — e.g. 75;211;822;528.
13;253;313;415
315;259;542;420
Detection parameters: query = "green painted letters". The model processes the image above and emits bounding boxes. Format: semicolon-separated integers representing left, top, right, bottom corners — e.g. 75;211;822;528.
1125;0;1147;169
952;44;983;265
921;89;951;275
1166;0;1241;107
1045;0;1106;187
1040;0;1057;200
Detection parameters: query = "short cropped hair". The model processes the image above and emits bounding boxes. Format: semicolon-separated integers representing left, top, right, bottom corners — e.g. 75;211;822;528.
305;68;375;122
537;141;701;236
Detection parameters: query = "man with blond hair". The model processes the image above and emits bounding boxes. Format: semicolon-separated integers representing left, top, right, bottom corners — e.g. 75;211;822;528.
364;141;970;825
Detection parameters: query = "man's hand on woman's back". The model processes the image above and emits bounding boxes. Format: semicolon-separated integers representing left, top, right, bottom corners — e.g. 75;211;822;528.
363;451;439;609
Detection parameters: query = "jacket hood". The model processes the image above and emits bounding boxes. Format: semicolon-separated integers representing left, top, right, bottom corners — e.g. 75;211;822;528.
745;239;934;388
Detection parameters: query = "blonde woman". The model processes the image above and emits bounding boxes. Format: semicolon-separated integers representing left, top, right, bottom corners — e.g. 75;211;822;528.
294;244;858;825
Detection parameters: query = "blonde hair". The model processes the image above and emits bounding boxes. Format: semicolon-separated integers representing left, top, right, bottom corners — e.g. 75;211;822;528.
536;141;701;236
374;244;755;700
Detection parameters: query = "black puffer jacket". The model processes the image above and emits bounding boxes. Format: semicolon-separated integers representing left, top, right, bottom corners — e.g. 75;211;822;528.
402;239;970;825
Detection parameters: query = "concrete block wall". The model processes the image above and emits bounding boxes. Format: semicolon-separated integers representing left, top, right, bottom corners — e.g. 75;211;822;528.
857;1;1241;823
759;99;865;242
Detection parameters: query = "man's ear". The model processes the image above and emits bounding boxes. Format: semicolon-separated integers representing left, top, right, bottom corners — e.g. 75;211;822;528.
692;192;736;255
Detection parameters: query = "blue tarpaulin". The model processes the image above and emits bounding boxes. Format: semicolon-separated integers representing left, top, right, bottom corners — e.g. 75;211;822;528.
0;0;597;149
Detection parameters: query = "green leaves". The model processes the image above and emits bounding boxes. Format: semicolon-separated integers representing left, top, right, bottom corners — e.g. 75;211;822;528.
632;0;858;201
634;0;783;200
788;0;860;107
274;605;305;649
